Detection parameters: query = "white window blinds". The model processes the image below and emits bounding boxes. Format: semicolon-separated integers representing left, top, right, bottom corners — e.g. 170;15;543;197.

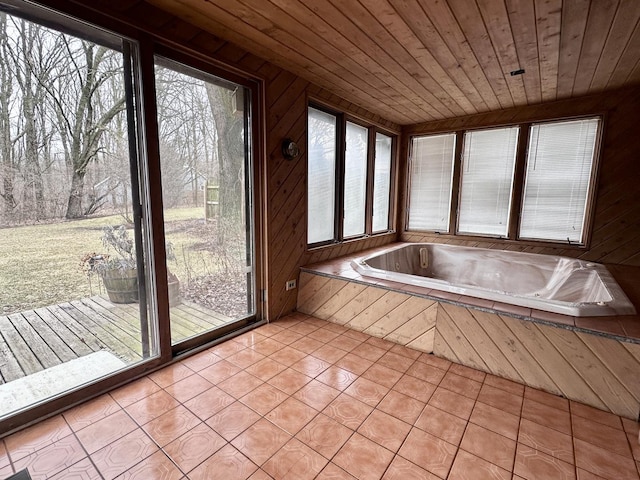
307;107;337;244
407;133;456;231
519;118;599;244
458;127;519;237
372;133;392;232
343;122;368;237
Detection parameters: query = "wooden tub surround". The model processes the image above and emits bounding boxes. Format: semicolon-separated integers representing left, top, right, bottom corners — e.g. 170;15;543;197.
298;244;640;420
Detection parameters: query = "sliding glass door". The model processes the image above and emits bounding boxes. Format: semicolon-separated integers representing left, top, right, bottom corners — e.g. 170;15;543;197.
154;57;256;350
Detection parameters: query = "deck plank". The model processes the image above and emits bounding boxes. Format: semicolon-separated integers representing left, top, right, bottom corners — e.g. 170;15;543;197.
34;306;94;358
21;310;77;363
0;315;43;376
0;330;25;384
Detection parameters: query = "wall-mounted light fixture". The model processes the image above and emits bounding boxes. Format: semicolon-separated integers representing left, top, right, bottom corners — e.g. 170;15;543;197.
282;138;300;160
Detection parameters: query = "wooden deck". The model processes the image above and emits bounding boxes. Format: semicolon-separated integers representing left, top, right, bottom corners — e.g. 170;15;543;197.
0;296;234;384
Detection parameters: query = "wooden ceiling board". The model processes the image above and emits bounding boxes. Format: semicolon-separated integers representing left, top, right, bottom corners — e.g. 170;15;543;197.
144;0;640;125
506;0;542;104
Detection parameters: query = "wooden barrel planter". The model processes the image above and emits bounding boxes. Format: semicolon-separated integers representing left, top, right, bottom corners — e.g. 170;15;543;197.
102;269;139;304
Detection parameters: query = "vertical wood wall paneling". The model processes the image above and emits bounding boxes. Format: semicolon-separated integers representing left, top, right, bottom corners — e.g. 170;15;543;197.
401;87;640;266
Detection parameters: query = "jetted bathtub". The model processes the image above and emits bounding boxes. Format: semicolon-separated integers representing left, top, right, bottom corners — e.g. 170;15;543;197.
351;243;636;317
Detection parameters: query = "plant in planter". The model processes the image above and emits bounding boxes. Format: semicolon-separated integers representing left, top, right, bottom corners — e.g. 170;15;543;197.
82;225;180;305
81;225;138;303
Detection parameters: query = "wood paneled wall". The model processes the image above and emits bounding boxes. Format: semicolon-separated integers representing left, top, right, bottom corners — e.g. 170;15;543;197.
53;0;400;320
401;87;640;266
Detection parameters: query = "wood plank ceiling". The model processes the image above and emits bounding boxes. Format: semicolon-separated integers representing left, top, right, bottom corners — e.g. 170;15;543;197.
146;0;640;125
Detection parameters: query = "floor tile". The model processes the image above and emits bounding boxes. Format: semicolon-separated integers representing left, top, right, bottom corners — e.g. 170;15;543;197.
113;450;183;480
312;344;348;363
231;418;291;466
164;373;213;403
477;383;523;416
484;374;525;396
233;330;267;348
572;413;632;457
267;368;311;395
334;352;374;375
524;386;569;412
469;401;520;440
449;449;511;480
198;360;241;384
418;353;453;370
518;418;574;463
163;422;226;474
397;427;457;478
251;338;286;356
428;387;475;420
308;328;340;344
269;345;307;367
376;351;415;373
290;355;331;377
183;385;235;421
262;438;327;480
316;463;357;479
460;423;516;471
188;444;257;480
141;405;201;447
351;343;387;362
206;401;261;441
178;349;221;372
323;393;374;430
574;437;639;480
365;336;395;351
414;404;467;445
148;363;193;388
448;363;486;383
382;455;440;480
245;357;288;381
357;409;411;452
392;374;436;403
344;377;389;407
210;339;245;357
218;371;263;399
296;413;353;459
333;433;394;480
76;410;137;454
362;363;403;388
109;377;161;408
49;457;101;479
571;401;623;430
227;348;266;369
316;366;358;391
439;371;482;399
377;390;425;424
63;394;121;432
265;397;318;435
331;334;363;353
240;383;290;416
91;428;158;480
248;469;274;480
405;361;446;384
389;343;422;361
289;336;324;355
12;435;86;480
5;415;72;461
293;379;341;411
125;389;180;426
521;396;572;435
270;329;304;346
514;443;576;480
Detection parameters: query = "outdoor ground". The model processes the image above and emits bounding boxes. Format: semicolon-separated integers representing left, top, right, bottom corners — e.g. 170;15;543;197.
0;207;249;318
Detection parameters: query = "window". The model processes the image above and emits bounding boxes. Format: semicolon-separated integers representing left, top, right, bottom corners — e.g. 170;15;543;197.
520;118;599;243
307;105;395;246
407;133;456;231
308;107;337;244
407;117;601;246
458;127;518;237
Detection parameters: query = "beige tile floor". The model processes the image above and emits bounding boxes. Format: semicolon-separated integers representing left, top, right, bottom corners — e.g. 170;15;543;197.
1;312;639;479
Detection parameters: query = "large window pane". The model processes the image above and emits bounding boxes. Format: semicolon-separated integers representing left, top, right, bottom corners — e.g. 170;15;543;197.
155;58;255;345
343;122;368;237
372;133;392;232
458;127;518;237
520;118;599;243
0;9;154;419
407;133;456;231
308;107;337;244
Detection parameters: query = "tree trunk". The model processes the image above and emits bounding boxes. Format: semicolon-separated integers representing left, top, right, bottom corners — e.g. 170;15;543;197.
66;169;85;219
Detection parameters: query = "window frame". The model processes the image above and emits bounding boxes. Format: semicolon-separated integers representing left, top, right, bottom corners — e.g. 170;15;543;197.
307;102;397;248
405;114;604;248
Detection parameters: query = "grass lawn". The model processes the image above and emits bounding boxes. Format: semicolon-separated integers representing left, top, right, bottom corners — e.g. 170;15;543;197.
0;207;222;315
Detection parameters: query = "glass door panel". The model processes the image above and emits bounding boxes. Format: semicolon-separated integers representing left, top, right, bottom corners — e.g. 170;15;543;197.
154;57;255;346
0;7;155;420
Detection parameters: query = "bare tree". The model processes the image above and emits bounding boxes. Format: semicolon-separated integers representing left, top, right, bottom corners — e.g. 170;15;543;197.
0;13;16;216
